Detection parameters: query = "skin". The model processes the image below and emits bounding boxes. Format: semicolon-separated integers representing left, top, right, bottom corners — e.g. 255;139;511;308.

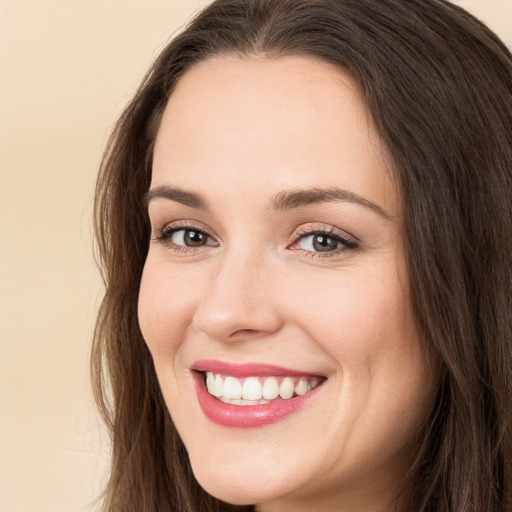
138;55;434;512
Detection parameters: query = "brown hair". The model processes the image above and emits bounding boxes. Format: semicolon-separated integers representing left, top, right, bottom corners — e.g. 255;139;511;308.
92;0;512;510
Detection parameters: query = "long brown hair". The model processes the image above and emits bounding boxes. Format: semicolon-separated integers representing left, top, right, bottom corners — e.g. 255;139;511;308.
92;1;512;510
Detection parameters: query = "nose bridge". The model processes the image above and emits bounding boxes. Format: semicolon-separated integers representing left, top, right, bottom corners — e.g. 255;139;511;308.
193;244;282;342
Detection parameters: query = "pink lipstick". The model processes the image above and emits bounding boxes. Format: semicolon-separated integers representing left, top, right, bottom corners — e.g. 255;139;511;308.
191;360;325;428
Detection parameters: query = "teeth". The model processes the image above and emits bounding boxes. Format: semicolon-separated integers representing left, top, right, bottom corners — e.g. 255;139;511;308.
242;377;263;400
219;397;271;405
262;376;279;399
204;372;322;404
279;377;295;399
206;372;215;392
206;372;224;397
213;374;223;397
223;376;242;399
295;379;309;396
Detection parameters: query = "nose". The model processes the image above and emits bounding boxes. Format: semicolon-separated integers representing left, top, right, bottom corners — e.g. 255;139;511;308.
192;250;284;343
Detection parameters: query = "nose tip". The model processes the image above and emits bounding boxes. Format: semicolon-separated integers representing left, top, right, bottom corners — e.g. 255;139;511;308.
194;301;282;342
192;261;283;343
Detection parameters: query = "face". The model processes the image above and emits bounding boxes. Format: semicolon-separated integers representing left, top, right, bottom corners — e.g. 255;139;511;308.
139;55;433;512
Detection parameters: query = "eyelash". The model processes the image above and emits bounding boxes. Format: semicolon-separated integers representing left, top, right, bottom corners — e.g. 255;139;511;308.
152;222;359;257
291;225;359;257
152;221;216;254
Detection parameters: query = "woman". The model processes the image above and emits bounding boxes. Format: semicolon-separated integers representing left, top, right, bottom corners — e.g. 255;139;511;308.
92;0;512;510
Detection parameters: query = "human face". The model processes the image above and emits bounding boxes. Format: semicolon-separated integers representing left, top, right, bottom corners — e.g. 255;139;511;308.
138;55;432;511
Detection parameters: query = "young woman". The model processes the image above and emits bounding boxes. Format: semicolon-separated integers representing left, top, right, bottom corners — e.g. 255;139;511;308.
92;1;512;510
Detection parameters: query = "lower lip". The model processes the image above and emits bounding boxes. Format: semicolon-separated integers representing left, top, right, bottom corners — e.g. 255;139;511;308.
193;372;322;428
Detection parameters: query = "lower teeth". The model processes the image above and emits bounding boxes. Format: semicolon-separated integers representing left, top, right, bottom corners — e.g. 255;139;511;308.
219;397;271;405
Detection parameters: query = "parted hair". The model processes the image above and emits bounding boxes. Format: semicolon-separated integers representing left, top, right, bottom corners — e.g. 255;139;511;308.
92;0;512;510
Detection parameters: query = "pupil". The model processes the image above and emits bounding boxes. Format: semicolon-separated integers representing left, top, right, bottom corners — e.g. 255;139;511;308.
313;234;338;252
184;230;206;246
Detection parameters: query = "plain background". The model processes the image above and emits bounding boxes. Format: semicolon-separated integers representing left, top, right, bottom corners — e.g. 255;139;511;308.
0;1;510;511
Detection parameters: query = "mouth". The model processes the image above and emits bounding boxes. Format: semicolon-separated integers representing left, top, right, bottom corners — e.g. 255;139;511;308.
204;372;322;405
191;360;326;428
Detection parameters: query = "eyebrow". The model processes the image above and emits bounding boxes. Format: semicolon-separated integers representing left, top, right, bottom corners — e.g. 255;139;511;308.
144;185;208;210
270;187;393;219
145;185;393;219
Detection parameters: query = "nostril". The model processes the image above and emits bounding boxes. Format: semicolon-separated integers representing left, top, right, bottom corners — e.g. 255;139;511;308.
228;328;262;338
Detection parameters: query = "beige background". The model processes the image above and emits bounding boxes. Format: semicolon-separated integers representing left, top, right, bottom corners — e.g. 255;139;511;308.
0;1;510;511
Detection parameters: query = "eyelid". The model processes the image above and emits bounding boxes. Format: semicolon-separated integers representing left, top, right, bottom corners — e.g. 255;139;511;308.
293;223;358;241
287;223;359;255
154;220;216;238
151;220;358;257
152;220;219;251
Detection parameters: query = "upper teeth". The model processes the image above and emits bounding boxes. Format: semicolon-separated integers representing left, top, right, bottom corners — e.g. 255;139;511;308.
205;372;321;404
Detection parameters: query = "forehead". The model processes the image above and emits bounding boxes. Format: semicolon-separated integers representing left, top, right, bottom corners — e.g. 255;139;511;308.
152;55;397;214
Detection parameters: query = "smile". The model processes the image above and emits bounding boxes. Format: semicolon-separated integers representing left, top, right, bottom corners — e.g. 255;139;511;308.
205;372;322;405
192;361;325;428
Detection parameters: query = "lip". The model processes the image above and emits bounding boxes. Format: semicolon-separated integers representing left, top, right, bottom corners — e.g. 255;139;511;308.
192;359;324;378
191;361;325;428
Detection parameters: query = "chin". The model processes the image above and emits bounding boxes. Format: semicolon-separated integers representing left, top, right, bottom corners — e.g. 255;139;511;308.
191;464;273;505
187;446;302;506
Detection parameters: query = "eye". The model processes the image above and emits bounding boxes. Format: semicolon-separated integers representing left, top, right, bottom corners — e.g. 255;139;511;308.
289;226;358;256
153;224;218;252
298;233;342;252
170;228;214;247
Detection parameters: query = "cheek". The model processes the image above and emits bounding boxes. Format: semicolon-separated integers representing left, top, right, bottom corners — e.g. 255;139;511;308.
286;265;416;362
288;266;430;458
137;258;198;360
286;262;430;422
138;259;204;419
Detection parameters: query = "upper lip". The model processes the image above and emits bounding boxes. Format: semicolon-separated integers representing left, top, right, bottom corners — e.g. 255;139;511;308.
191;359;325;378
